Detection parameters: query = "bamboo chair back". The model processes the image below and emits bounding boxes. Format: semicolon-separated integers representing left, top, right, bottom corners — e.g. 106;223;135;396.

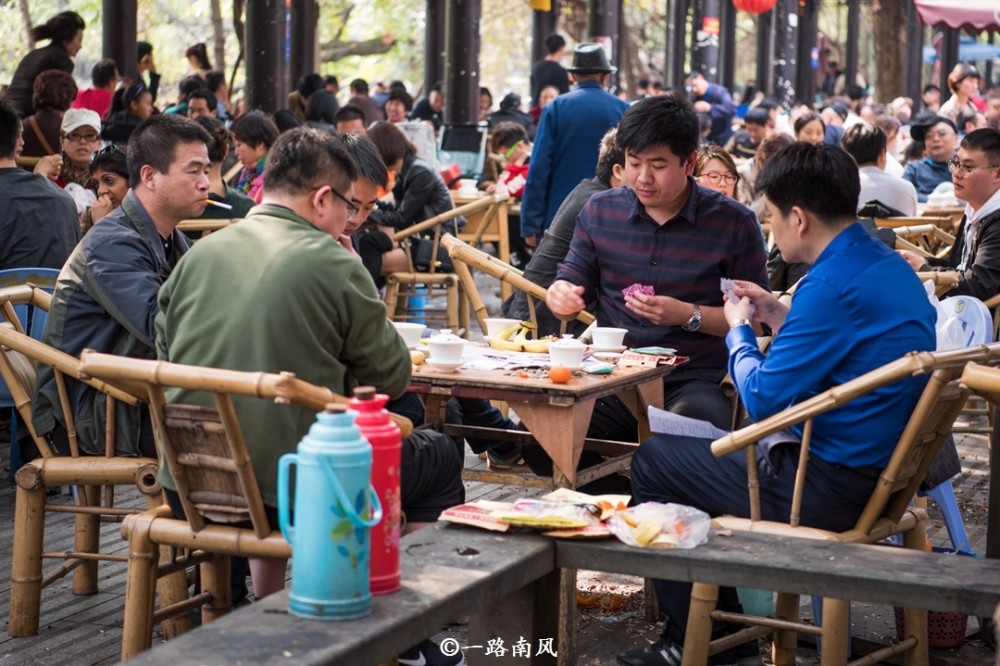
876;215;954;232
892;224;955;259
78;352;413;540
441;234;595;336
712;344;1000;538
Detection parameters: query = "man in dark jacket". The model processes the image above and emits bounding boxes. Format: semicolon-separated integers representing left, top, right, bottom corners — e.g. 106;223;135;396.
520;43;629;247
900;128;1000;301
0;100;79;271
33;115;210;458
685;71;736;146
530;33;570;104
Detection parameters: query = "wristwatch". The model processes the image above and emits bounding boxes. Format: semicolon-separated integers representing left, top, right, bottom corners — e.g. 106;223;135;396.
681;304;702;332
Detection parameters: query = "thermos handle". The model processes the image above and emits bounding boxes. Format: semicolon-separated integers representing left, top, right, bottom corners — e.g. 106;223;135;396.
322;459;383;528
277;453;296;543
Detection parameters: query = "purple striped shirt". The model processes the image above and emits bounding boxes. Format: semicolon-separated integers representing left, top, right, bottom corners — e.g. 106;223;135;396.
556;180;769;372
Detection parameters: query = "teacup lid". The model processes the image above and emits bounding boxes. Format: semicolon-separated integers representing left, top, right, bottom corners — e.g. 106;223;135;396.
428;329;464;344
550;334;584;349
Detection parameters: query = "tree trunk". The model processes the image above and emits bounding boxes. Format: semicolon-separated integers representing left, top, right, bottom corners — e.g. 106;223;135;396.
871;0;904;101
211;0;226;73
19;0;35;50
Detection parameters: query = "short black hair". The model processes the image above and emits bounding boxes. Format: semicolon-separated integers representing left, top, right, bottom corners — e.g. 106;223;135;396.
193;115;229;163
545;34;566;55
0;100;21;158
387;88;414;112
127;114;211;188
334;105;366;125
305;90;338;125
89;143;128;178
922;83;941;94
137;41;153;60
336;132;388;188
263;127;357;196
273;109;303;133
840;122;886;166
744;107;769;127
204;70;226;93
961;128;1000;166
296;73;325;99
177;74;206;100
755;142;859;223
616;95;699;160
350;78;369;95
490;121;527;153
324;75;339;89
230;110;279;150
793;112;825;136
957;111;982;133
92;59;119;88
187;89;217;112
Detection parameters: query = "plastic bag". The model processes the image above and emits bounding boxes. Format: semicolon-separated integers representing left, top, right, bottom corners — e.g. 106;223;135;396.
490;498;602;529
607;502;711;550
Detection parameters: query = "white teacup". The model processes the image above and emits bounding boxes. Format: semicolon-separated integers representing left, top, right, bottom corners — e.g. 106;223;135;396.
427;329;465;364
548;335;585;368
392;321;425;348
592;326;628;349
484;317;521;338
458;178;479;196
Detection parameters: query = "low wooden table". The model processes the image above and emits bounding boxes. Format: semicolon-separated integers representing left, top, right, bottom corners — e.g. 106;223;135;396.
409;362;673;488
452;191;512;299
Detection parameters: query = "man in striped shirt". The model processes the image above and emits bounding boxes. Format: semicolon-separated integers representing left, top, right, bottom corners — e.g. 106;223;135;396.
547;95;768;441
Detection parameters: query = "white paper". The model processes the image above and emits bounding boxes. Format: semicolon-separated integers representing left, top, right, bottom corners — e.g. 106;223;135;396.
647;406;729;440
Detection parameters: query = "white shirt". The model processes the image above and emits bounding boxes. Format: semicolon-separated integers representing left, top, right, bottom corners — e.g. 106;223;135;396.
857;164;919;216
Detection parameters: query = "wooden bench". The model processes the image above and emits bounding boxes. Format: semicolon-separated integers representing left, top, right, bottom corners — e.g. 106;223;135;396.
120;523;560;665
120;524;1000;665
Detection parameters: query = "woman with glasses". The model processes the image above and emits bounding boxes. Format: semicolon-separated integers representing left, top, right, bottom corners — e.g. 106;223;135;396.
693;144;739;199
80;143;128;233
56;109;102;190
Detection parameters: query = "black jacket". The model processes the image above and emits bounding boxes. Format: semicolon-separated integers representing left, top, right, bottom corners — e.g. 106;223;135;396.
5;43;74;117
928;208;1000;302
369;154;456;231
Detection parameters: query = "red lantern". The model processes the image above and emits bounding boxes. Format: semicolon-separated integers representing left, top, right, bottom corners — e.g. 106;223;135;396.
732;0;778;14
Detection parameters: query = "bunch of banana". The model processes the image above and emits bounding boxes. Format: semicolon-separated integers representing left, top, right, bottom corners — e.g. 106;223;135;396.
488;321;552;353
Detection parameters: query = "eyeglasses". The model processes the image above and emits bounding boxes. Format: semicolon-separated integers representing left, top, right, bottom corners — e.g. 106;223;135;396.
699;171;738;185
947;160;1000;177
65;131;100;143
89;143;125;166
326;186;359;220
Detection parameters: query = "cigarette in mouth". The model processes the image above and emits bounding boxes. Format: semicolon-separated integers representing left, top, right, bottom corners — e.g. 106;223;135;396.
204;199;233;210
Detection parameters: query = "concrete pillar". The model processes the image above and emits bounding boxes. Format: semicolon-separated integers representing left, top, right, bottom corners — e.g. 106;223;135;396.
755;9;774;98
424;0;446;96
245;0;288;112
443;0;480;124
845;0;859;91
772;0;797;108
289;0;318;86
531;1;559;65
666;0;690;89
795;0;819;105
720;0;737;92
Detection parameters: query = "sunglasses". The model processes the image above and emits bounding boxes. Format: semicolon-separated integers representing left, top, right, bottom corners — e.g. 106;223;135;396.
89;143;126;166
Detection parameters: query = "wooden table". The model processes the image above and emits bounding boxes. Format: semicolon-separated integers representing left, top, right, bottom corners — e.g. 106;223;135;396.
452;191;512;299
409;362;674;488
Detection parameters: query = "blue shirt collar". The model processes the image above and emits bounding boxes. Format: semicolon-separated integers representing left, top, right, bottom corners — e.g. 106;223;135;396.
812;221;868;269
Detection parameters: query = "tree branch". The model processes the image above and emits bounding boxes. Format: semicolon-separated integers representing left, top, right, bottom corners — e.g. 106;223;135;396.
320;34;396;62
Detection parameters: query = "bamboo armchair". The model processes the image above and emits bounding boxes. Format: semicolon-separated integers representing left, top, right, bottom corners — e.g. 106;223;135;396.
440;234;595;337
683;344;1000;666
876;215;954;233
384;193;508;336
892;224;955;259
0;299;165;638
77;352;411;659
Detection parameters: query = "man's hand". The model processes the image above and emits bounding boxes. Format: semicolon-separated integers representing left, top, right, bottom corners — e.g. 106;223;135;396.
90;193;116;223
33;154;62;180
523;234;538;248
725;280;788;333
337;234;360;257
693;100;712;113
624;292;691;326
139;54;156;74
898;249;930;271
547;280;585;318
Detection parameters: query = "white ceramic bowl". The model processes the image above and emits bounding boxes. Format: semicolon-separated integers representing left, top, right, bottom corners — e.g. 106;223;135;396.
484;317;522;338
392;321;425;348
592;327;628;349
548;335;585;369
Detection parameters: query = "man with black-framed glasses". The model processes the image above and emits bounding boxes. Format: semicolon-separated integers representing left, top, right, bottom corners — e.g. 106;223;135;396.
900;128;1000;300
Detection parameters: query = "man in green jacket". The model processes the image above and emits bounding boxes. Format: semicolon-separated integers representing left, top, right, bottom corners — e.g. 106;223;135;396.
155;128;464;604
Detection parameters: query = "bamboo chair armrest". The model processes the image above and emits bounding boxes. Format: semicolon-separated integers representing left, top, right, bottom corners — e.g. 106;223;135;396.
961;362;1000;408
915;270;959;295
894;236;931;258
392;193;509;242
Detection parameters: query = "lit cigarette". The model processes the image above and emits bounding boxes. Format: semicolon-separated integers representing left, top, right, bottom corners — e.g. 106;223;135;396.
204;199;233;210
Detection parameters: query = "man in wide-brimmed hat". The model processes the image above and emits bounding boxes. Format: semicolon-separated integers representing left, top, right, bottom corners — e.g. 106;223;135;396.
519;42;628;249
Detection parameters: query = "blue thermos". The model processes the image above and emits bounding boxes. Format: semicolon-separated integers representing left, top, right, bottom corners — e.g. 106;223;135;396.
277;404;383;620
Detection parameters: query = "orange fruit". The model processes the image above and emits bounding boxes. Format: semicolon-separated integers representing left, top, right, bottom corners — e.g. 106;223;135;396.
549;366;572;383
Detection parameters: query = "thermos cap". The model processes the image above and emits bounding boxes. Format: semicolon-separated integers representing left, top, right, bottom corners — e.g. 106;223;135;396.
324;403;348;414
353;386;377;400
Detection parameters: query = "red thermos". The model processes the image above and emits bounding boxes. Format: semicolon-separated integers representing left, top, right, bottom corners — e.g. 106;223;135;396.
350;386;401;595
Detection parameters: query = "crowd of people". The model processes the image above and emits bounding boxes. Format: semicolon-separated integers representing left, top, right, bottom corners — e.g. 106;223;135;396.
4;11;1000;666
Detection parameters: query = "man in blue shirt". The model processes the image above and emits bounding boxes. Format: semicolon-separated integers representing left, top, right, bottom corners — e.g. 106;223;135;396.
902;116;958;202
618;142;936;666
519;43;629;248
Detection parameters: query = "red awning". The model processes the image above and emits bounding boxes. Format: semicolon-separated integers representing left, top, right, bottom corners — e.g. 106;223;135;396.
914;0;1000;32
